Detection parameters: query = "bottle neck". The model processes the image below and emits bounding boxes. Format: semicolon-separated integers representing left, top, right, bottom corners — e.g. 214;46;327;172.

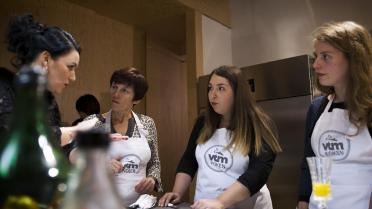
76;149;110;174
11;86;49;131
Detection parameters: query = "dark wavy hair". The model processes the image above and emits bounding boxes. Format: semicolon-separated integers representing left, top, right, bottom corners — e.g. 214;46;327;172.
6;14;81;68
110;67;148;101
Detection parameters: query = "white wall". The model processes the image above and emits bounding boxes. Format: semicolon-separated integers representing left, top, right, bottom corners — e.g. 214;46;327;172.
202;15;232;75
231;0;372;67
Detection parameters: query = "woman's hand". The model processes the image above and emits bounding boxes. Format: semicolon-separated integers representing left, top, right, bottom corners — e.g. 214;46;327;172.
110;159;123;173
60;118;99;146
135;177;155;194
158;192;182;207
158;173;192;207
75;117;99;131
297;201;309;209
191;199;225;209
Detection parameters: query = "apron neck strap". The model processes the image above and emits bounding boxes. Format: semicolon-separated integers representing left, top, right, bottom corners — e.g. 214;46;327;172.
324;94;335;112
132;111;144;129
105;110;146;136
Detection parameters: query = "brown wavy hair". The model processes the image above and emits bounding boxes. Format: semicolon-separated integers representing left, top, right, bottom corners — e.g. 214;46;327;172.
312;21;372;129
197;66;282;155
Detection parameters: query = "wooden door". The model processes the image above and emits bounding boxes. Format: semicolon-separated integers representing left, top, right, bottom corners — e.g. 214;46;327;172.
146;39;189;200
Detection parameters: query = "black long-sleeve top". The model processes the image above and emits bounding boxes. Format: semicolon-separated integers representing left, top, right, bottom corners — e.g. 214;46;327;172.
298;96;372;202
176;116;276;196
0;68;16;140
0;68;62;144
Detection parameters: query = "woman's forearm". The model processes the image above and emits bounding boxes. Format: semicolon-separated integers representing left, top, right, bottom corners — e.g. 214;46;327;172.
217;181;250;208
172;173;192;197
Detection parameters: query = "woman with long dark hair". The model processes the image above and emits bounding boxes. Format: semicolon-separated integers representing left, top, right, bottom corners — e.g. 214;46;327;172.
0;14;85;152
297;21;372;209
159;66;282;209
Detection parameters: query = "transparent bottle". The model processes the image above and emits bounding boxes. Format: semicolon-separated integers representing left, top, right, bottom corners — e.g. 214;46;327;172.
0;66;70;209
60;131;124;209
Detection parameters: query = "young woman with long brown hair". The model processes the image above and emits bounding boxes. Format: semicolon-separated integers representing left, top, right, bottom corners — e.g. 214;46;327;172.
297;21;372;209
159;65;282;209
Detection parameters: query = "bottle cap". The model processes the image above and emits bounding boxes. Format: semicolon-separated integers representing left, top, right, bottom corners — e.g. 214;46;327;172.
76;130;110;149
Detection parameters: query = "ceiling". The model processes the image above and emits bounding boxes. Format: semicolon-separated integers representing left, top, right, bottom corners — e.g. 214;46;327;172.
65;0;189;54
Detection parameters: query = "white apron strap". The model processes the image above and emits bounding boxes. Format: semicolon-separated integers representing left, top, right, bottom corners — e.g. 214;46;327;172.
105;110;148;137
131;111;148;137
104;110;112;133
324;94;334;112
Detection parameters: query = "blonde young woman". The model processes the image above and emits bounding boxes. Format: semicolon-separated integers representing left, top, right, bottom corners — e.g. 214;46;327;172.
297;21;372;209
159;66;282;209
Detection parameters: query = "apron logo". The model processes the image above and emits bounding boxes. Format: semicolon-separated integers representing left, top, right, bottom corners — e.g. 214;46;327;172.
121;154;142;174
204;145;233;172
318;130;350;161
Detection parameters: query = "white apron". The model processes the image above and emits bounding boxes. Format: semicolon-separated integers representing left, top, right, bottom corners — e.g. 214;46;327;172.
310;96;372;209
195;128;272;209
106;111;151;206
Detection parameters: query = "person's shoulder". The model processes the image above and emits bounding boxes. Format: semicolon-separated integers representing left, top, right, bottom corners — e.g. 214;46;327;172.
0;67;15;80
309;95;328;111
312;95;327;105
307;95;329;126
137;113;155;124
0;68;15;92
84;114;98;121
85;114;106;122
0;68;15;87
82;114;105;129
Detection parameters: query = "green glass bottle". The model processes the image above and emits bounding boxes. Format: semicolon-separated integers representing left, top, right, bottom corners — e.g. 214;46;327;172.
0;66;70;209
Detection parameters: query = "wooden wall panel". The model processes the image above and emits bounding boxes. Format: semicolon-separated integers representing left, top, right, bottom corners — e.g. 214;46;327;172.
132;28;147;114
185;10;204;201
146;39;189;200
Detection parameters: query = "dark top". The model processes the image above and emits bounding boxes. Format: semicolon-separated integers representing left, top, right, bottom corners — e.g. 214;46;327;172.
72;117;83;126
0;68;62;148
176;116;276;196
298;96;372;202
0;68;16;139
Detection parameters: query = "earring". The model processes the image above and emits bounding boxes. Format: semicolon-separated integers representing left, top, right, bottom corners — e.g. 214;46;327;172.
44;61;49;69
41;62;48;74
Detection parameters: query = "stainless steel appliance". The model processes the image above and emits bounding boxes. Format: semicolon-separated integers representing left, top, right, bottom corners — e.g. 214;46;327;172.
197;55;315;209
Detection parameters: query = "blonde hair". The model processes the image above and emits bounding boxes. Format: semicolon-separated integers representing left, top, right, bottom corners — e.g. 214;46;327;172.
197;66;282;155
313;21;372;129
